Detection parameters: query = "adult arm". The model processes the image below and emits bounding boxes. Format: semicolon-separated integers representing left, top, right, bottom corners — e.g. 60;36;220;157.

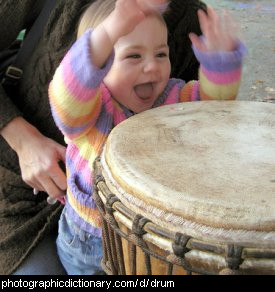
0;0;66;201
0;0;42;131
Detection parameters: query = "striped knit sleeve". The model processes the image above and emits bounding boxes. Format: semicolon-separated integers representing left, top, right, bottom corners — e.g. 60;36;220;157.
180;41;247;102
48;29;114;141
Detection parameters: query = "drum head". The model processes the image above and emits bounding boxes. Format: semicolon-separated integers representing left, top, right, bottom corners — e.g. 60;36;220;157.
102;101;275;246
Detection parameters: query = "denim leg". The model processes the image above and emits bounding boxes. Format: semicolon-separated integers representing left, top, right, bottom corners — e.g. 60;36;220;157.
56;208;104;275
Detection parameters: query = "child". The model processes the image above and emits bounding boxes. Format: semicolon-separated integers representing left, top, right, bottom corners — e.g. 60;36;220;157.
49;0;246;275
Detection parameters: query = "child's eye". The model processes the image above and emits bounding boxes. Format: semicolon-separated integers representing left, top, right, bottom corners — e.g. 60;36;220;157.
126;54;141;59
157;52;168;58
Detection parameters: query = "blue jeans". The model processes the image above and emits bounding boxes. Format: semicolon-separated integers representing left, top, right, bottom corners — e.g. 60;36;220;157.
56;208;104;275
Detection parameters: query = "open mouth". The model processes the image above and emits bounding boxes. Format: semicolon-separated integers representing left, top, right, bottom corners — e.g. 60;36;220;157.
134;82;154;101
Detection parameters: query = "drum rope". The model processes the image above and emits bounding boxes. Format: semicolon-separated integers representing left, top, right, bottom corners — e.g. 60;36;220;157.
225;244;244;271
130;215;152;275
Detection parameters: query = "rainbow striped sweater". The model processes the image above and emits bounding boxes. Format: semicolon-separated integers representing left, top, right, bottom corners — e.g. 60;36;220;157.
49;29;246;237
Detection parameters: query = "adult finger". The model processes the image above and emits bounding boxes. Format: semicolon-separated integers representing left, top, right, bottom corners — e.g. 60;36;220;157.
49;165;67;192
56;144;66;163
29;180;45;194
22;172;45;193
40;176;66;199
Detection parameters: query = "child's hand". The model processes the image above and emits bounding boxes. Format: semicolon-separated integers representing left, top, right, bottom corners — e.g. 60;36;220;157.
113;0;145;37
104;0;169;44
103;0;144;44
189;6;239;52
137;0;170;14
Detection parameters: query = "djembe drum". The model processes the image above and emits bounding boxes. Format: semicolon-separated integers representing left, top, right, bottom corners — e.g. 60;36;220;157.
93;101;275;275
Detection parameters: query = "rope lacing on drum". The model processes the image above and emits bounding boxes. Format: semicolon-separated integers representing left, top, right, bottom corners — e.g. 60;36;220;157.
130;215;152;275
105;194;120;215
226;244;244;270
218;244;244;275
95;174;104;185
173;233;191;256
168;233;192;273
132;214;150;236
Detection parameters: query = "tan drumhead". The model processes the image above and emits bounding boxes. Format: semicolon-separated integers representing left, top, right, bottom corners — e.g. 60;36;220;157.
102;101;275;246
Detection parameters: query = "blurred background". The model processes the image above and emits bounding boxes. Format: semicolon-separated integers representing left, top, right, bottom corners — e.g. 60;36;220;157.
203;0;275;103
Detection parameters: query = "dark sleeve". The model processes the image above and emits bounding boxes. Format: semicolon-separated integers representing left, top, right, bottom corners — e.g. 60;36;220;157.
0;0;42;131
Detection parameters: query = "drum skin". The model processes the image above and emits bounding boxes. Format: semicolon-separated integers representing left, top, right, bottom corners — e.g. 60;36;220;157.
95;101;275;275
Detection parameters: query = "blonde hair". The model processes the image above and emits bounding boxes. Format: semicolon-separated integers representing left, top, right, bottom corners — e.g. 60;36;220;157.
77;0;168;39
77;0;116;39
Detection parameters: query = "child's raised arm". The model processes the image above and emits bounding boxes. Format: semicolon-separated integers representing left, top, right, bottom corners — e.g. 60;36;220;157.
180;6;246;102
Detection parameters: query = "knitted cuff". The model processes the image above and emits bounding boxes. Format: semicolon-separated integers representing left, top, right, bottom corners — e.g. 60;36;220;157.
192;39;247;72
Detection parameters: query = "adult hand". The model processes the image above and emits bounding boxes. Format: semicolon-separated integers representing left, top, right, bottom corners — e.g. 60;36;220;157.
1;117;67;201
189;6;238;52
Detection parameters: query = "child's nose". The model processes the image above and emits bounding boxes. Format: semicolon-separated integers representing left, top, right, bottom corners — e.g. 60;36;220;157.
143;59;159;74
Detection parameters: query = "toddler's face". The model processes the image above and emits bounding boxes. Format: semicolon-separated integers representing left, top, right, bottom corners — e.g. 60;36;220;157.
104;15;171;113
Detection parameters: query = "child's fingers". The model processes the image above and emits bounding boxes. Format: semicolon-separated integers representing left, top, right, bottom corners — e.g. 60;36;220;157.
189;33;206;52
137;0;170;14
222;10;240;50
196;5;239;52
120;0;141;12
114;0;146;37
206;6;222;40
147;0;170;13
207;6;220;27
197;8;218;50
149;0;170;6
197;9;210;37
